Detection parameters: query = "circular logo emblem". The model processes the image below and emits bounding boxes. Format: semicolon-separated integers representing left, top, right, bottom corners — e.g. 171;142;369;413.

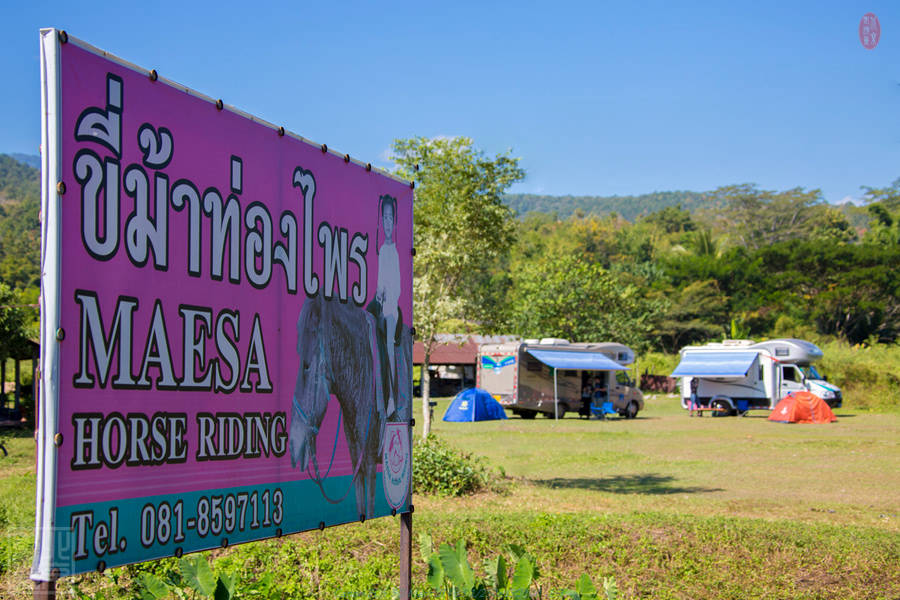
382;422;410;509
859;13;880;50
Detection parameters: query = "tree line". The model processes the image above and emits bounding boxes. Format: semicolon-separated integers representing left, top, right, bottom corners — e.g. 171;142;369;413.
2;147;898;433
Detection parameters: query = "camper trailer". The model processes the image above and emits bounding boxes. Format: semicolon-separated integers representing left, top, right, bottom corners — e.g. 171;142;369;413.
477;339;644;419
672;338;842;416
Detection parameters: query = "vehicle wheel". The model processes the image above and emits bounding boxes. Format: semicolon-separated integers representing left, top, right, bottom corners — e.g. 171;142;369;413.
521;410;537;419
711;399;732;417
625;401;638;419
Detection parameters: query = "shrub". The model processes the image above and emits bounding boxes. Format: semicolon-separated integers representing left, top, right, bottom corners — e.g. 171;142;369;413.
817;339;900;411
419;533;619;600
413;434;497;497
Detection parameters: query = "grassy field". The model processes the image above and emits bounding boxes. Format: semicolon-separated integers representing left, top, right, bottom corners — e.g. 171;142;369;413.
1;396;898;598
426;396;899;530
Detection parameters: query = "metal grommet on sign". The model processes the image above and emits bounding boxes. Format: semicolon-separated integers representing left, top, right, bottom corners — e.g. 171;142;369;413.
366;163;372;171
175;547;183;558
359;514;365;523
216;99;224;110
409;418;415;428
410;327;416;338
54;433;63;447
96;560;106;573
278;127;285;137
344;154;350;163
408;504;415;514
276;528;283;538
149;69;158;82
50;568;60;580
409;180;415;189
414;163;419;172
391;508;397;516
221;538;228;549
410;247;416;257
58;31;68;44
56;328;65;341
318;521;325;531
321;144;328;153
57;181;66;195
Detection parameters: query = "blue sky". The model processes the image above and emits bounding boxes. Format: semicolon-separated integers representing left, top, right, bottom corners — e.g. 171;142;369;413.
2;1;898;203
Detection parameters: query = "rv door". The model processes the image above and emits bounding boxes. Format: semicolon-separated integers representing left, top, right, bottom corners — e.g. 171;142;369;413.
780;365;806;395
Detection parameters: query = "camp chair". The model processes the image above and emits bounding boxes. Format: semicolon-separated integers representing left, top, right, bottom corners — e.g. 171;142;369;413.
590;399;617;419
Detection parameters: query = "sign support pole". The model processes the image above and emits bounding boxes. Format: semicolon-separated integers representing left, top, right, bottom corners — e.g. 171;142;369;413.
399;411;414;600
399;510;412;599
34;579;56;600
554;368;558;421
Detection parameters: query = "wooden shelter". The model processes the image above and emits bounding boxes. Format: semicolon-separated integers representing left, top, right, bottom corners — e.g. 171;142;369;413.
1;337;38;424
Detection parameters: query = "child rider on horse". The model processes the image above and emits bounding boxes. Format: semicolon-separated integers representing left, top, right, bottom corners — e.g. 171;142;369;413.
375;195;401;419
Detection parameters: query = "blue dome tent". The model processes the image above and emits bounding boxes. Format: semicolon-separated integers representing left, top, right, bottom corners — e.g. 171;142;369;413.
443;388;508;422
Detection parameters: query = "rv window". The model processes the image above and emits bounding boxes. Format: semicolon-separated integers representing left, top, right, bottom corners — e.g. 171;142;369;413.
775;347;790;357
526;359;542;372
615;371;630;385
617;353;629;362
782;365;802;383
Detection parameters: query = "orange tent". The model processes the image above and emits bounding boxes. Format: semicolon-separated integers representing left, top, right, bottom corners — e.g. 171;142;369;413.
768;391;837;424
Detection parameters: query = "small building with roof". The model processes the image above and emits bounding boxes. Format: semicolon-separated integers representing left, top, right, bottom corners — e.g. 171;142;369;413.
413;334;518;396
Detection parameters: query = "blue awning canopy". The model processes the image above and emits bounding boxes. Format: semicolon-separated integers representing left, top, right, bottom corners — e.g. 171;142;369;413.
527;349;627;371
671;351;758;378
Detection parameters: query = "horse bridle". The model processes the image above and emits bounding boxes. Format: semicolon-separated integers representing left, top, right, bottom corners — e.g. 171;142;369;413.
291;338;335;435
292;396;319;435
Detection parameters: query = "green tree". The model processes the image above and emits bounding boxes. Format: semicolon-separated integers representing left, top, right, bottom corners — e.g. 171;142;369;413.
860;180;900;245
708;184;824;249
508;254;663;351
650;279;728;352
0;283;29;363
689;228;718;257
392;136;524;436
641;204;696;234
813;207;857;244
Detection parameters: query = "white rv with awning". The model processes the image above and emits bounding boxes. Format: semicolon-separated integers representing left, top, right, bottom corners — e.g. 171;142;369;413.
477;339;644;419
671;338;842;415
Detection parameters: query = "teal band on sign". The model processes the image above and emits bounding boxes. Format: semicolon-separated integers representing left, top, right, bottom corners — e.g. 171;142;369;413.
52;475;404;575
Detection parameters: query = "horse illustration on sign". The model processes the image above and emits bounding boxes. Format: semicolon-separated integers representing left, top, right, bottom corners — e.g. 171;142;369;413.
289;294;412;518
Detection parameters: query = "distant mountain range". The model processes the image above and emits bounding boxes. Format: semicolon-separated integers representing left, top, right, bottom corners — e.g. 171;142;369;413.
8;153;40;170
0;153;855;226
503;191;720;222
0;153;40;206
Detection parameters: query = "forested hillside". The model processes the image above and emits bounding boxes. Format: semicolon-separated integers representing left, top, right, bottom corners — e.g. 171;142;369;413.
0;152;896;352
504;190;717;221
486;183;899;349
0;154;40;290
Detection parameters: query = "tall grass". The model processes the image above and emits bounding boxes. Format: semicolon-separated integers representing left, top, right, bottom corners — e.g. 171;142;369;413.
817;340;900;411
635;352;679;379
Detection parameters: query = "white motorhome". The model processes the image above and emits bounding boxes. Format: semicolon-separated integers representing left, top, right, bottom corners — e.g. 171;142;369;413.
671;338;842;416
477;339;644;419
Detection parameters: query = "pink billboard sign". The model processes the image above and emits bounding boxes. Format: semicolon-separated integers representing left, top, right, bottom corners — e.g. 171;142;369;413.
34;29;413;579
